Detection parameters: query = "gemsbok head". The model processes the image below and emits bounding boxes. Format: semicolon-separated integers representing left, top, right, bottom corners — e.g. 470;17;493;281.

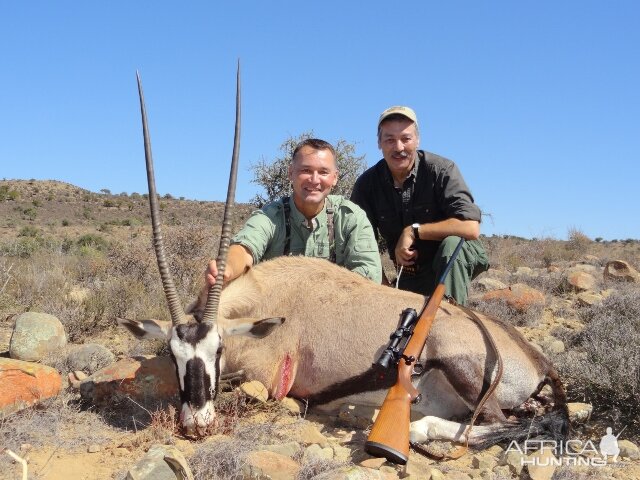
117;63;283;436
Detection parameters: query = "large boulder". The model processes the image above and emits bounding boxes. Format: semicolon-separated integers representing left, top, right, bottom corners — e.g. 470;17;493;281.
482;283;546;313
9;312;67;362
80;356;179;406
563;270;596;292
0;358;62;416
604;260;640;283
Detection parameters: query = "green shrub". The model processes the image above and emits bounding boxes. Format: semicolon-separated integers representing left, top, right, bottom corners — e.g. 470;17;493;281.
76;234;108;251
18;225;40;238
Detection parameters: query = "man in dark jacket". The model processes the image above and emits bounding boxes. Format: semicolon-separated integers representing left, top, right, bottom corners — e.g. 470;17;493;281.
351;106;488;305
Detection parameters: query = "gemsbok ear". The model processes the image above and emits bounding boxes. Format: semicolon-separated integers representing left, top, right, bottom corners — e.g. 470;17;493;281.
223;317;285;338
116;318;173;340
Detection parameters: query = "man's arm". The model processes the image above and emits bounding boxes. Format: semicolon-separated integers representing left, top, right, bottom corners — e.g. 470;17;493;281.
394;218;479;267
340;201;383;283
414;218;479;241
205;204;279;285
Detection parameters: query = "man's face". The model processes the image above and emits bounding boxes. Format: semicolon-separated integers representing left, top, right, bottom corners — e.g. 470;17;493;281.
288;146;338;207
378;118;420;179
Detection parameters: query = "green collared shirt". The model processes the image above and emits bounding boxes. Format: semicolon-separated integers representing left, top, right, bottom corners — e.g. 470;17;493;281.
231;195;382;283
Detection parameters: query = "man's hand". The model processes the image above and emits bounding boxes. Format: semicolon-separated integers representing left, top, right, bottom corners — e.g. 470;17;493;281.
204;244;253;287
394;226;418;266
206;259;234;286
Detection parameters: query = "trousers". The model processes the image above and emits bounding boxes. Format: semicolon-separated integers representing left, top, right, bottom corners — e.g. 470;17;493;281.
396;236;489;305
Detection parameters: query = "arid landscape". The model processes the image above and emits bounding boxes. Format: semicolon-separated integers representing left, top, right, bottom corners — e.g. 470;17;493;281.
1;179;639;480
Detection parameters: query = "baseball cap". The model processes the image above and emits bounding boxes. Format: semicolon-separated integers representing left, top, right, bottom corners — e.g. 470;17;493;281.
378;106;418;128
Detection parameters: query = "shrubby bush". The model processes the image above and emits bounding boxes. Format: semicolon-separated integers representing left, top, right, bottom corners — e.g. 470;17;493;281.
557;284;640;435
249;132;366;208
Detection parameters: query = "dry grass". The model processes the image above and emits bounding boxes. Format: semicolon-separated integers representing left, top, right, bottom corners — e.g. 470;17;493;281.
0;391;113;471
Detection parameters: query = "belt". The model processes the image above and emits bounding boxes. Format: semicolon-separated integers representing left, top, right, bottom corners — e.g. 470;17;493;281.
394;262;419;277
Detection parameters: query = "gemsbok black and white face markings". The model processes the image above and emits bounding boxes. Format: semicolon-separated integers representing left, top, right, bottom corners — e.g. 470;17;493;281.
118;65;569;450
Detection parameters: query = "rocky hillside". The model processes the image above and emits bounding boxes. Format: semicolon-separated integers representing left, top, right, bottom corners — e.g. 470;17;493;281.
0;179;639;479
0;179;254;244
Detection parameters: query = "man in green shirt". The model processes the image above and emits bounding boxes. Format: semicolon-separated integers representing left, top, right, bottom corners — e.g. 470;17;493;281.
206;138;382;285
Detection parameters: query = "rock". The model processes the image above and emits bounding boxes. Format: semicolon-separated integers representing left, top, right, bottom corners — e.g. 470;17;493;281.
303;443;334;463
575;291;603;307
491;465;512;477
485;445;504;457
499;449;525;475
66;343;115;375
604;260;640;283
482;283;546;313
563;270;597;292
471;454;496;470
405;461;435;479
238;380;268;403
583;254;601;265
68;372;82;389
567;402;593;423
244;450;300;480
0;358;62;416
88;444;101;453
526;448;557;480
618;440;640;460
321;466;396;480
298;423;330;447
430;469;445;480
474;278;507;292
571;263;598;274
80;356;179;406
9;312;67;362
125;444;193;480
332;444;352;463
360;457;387;469
338;403;378;429
542;338;565;355
280;396;303;414
442;471;471;480
259;441;301;459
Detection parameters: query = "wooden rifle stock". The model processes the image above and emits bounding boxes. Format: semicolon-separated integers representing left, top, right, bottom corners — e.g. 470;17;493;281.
365;238;465;465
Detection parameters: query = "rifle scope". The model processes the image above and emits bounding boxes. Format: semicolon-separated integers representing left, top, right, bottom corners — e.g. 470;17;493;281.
375;308;418;370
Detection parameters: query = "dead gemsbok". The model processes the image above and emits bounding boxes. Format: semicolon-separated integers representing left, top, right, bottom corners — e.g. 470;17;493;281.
118;65;569;452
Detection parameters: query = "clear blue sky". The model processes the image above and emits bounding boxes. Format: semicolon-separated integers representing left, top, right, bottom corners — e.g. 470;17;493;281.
1;1;638;240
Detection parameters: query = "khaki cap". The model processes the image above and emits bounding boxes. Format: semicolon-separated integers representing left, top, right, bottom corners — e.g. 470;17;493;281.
378;105;418;127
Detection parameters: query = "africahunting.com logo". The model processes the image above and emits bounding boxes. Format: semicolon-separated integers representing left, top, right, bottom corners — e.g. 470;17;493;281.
505;426;626;467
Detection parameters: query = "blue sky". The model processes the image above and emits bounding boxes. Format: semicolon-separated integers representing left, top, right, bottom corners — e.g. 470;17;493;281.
1;1;638;240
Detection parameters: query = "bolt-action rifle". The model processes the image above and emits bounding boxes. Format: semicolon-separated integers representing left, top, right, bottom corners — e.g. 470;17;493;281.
365;238;466;465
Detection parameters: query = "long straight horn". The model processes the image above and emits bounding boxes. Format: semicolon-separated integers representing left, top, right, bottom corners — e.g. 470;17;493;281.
136;71;185;326
202;61;241;324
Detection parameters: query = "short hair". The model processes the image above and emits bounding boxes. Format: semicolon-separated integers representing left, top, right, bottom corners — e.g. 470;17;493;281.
291;138;337;163
377;114;420;141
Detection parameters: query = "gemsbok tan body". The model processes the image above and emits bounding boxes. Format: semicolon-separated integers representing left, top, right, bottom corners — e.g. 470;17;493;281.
118;65;568;449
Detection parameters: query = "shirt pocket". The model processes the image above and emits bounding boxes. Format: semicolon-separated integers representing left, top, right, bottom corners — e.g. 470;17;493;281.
412;202;437;224
377;210;397;239
313;242;329;258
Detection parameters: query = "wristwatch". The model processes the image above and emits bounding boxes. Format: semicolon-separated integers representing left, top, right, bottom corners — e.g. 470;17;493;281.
412;223;420;241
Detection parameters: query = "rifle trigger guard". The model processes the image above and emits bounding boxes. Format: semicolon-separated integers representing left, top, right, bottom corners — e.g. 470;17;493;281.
412;362;425;375
412;393;423;405
400;355;415;366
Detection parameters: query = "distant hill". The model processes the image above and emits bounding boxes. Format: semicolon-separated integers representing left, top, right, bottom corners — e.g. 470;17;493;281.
0;179;255;243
